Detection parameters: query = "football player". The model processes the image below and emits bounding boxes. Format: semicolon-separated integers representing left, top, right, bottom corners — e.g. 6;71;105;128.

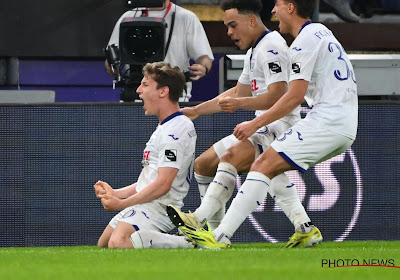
182;0;357;249
167;0;320;248
95;62;197;249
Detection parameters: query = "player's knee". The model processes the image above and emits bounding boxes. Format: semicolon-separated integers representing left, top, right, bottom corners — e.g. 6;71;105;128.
108;236;125;249
220;149;235;163
250;157;276;178
97;239;108;248
194;154;218;176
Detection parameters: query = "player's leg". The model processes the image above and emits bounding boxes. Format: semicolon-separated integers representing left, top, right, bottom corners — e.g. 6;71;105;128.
97;225;114;248
130;230;195;249
194;139;255;225
109;222;195;249
108;204;194;249
214;148;288;236
97;205;131;248
168;137;254;230
186;148;290;248
193;135;239;229
210;122;353;247
108;221;136;248
269;173;313;233
194;146;221;178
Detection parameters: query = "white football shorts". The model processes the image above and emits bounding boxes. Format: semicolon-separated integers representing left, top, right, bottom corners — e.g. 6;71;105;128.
213;120;291;159
109;202;175;233
270;118;354;173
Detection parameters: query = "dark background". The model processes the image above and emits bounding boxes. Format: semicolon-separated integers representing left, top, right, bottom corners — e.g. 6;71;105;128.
1;0;400;57
0;103;399;247
0;0;125;57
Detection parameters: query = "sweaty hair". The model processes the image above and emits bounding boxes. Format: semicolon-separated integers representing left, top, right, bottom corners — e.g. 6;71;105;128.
142;62;186;102
283;0;318;19
220;0;263;15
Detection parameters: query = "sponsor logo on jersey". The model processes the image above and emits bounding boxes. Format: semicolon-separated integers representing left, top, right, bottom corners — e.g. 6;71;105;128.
267;50;279;55
292;63;301;74
142;150;150;167
268;62;282;74
292;47;302;51
165;149;177;162
168;134;179;140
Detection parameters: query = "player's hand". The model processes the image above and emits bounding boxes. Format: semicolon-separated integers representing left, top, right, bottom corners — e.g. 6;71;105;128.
94;180;114;199
233;120;258;141
181;107;199;121
187;64;207;81
99;194;125;212
218;97;241;113
104;60;117;78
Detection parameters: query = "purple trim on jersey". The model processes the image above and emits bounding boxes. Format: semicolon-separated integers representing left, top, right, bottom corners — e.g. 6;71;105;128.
250;30;272;64
254;30;271;48
298;21;312;34
132;224;140;231
257;144;264;155
161;111;183;125
278;152;306;173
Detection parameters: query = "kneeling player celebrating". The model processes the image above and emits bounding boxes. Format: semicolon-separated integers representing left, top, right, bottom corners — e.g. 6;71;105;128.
94;62;197;249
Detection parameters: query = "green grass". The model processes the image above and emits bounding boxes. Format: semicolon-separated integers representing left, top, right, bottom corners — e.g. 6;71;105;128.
1;241;400;280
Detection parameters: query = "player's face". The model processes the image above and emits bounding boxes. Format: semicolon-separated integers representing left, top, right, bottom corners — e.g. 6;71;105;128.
137;75;162;116
272;0;291;34
223;8;254;50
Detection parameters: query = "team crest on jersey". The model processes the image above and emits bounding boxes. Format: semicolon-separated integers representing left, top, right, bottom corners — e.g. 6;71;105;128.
268;62;282;74
292;63;301;74
165;149;177;162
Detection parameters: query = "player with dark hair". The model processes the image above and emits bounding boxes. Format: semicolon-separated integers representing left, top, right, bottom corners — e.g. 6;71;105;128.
94;62;197;249
167;0;320;248
182;0;357;249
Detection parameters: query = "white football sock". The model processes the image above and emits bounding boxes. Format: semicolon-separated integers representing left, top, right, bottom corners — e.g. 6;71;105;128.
194;162;237;225
269;173;312;233
130;230;194;249
194;173;226;230
194;173;213;201
214;171;270;239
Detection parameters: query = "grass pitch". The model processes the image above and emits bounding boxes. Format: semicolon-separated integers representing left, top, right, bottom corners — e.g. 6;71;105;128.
1;241;399;280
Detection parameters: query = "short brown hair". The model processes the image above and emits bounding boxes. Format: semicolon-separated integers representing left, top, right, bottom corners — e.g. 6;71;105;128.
284;0;318;19
142;62;186;102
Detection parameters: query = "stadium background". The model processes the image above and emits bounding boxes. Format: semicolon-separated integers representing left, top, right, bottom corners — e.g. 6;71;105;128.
0;102;399;247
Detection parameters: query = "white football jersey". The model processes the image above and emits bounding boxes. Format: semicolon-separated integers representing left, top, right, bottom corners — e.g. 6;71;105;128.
289;22;358;139
136;112;196;208
239;30;300;127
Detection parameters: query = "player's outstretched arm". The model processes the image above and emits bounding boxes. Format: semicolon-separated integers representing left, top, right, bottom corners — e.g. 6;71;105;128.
219;81;287;112
181;82;251;119
233;80;308;140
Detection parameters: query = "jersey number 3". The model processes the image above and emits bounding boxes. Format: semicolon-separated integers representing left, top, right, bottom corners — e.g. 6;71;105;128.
328;42;356;84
